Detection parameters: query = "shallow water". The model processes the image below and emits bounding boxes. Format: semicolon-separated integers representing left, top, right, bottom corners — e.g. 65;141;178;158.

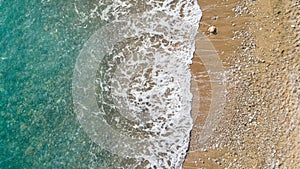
0;0;201;168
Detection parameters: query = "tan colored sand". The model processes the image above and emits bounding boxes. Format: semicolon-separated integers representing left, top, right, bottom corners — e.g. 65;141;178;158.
184;0;299;168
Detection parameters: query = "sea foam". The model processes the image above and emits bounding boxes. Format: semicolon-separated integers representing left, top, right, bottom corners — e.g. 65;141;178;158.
73;0;202;168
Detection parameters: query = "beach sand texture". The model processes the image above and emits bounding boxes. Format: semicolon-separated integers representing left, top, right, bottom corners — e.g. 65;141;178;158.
184;0;299;168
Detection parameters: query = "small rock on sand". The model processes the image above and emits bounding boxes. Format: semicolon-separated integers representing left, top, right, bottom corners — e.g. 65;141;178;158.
208;26;217;34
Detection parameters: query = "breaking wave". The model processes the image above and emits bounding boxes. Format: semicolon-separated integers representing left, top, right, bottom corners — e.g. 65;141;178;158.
72;0;201;168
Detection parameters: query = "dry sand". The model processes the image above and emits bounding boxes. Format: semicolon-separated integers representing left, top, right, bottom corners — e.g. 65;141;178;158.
184;0;299;168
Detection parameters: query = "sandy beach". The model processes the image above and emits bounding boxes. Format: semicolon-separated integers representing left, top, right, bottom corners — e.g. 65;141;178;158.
184;0;300;168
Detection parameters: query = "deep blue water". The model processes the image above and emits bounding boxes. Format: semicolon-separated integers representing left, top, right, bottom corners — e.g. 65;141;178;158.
0;1;127;168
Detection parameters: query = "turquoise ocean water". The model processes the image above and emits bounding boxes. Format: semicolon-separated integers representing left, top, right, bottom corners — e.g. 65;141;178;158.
1;0;201;168
0;1;123;168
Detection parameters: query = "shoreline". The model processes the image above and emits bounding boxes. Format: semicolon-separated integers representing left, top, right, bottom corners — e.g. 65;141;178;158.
184;0;299;168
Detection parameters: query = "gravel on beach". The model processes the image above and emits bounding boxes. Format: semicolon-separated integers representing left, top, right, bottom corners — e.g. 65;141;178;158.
184;0;299;168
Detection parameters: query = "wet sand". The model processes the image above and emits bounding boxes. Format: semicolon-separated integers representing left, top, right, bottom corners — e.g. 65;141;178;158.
184;0;299;168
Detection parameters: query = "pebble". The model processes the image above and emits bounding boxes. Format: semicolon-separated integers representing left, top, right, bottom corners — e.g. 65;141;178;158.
208;25;217;34
211;16;219;20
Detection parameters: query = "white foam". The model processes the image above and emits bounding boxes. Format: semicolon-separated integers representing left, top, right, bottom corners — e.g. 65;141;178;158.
73;0;201;168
